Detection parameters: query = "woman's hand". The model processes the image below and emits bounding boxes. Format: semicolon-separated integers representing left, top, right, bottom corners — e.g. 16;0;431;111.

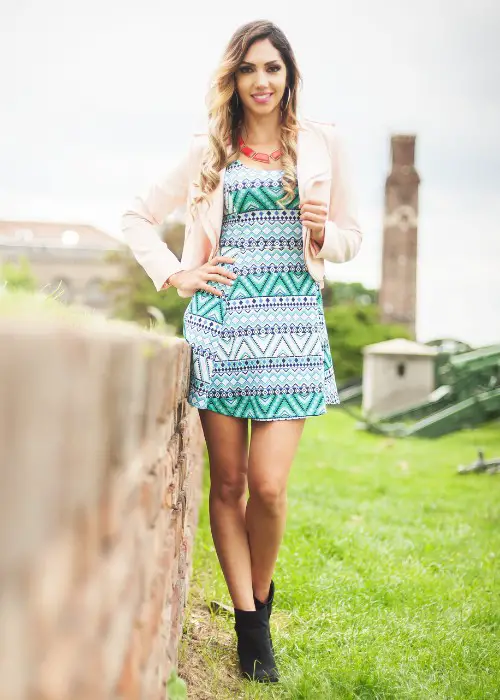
167;255;237;297
299;198;328;246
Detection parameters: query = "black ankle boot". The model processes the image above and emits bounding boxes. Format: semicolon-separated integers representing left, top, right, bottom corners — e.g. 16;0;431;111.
253;579;275;651
234;605;279;683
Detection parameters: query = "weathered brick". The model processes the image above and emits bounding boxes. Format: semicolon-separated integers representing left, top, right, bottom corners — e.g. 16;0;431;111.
28;528;77;653
140;471;162;529
0;320;203;700
0;577;32;700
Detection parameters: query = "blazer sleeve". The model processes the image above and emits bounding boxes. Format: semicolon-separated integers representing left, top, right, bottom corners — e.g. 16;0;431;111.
120;139;194;292
311;125;363;263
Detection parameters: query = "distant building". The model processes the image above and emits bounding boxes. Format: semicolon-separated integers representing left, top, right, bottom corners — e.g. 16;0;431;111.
379;135;420;338
0;220;125;311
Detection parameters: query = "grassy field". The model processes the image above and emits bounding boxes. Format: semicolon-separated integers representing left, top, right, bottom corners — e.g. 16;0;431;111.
178;409;500;700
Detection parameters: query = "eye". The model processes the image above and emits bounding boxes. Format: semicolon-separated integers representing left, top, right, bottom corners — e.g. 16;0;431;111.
269;65;281;72
239;66;253;73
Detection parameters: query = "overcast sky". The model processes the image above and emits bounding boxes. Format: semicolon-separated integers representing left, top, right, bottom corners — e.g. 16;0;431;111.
1;0;499;346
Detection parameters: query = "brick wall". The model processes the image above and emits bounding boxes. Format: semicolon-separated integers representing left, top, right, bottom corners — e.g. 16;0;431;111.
379;134;420;338
0;317;204;700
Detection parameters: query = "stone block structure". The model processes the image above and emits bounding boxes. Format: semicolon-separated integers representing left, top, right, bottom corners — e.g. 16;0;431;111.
362;337;438;416
379;135;420;338
0;316;204;699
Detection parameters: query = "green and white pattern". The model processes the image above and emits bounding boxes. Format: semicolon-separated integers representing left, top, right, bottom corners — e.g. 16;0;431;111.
183;159;339;421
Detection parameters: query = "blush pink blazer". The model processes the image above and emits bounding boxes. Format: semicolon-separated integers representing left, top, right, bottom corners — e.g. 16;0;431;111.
121;117;362;298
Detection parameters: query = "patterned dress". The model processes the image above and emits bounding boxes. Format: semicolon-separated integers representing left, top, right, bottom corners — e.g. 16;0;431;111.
182;159;340;421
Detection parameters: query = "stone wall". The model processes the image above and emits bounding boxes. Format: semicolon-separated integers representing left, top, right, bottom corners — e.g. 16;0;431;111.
0;316;204;700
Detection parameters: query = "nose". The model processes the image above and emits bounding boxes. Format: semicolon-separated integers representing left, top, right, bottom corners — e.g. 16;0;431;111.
254;69;270;89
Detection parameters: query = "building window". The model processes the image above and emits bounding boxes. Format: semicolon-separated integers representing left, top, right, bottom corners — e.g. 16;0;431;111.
85;277;107;308
61;230;80;246
396;362;406;378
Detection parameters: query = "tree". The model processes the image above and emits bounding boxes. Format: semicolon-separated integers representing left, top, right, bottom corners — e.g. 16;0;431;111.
0;256;38;292
324;303;410;383
321;280;377;308
104;221;189;333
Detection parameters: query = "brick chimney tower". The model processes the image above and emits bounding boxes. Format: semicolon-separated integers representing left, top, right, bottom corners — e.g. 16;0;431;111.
379;135;420;338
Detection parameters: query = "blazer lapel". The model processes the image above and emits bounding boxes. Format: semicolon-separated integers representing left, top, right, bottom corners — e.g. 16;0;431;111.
296;120;331;200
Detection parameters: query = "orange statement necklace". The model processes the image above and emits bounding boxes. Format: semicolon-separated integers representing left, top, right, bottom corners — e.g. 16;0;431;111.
238;134;283;164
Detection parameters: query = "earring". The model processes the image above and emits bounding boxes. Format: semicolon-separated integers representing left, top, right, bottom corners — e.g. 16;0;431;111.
281;86;291;111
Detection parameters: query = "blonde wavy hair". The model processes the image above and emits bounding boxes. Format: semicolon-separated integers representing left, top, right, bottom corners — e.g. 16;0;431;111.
191;20;302;217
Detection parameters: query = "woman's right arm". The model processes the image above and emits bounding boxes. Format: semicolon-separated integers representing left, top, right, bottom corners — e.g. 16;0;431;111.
120;139;194;291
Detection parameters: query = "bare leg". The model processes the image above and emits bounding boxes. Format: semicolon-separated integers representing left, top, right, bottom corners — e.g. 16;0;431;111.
246;418;306;603
198;408;255;611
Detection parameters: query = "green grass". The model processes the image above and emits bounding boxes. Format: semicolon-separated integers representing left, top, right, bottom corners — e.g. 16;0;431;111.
0;288;103;323
0;289;172;337
180;410;500;699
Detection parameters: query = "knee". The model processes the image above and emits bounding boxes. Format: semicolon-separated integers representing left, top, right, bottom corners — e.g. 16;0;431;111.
249;481;287;514
211;474;247;506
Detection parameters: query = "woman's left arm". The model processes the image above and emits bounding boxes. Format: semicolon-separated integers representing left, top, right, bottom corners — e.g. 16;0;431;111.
300;125;363;263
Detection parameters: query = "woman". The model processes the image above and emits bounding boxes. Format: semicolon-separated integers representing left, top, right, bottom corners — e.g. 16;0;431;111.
122;19;362;684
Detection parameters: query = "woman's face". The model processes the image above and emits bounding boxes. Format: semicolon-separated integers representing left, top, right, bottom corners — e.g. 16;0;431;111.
235;38;288;119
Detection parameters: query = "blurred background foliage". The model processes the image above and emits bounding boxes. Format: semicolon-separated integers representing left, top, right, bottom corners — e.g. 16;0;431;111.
0;255;38;292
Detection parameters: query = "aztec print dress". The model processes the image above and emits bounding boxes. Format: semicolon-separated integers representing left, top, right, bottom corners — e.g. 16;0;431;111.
182;159;340;421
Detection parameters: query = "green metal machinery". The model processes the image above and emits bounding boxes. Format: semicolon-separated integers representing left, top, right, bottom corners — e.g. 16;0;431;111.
338;342;500;438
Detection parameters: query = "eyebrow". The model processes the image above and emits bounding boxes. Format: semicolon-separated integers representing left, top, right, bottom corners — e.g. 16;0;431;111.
239;59;282;67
